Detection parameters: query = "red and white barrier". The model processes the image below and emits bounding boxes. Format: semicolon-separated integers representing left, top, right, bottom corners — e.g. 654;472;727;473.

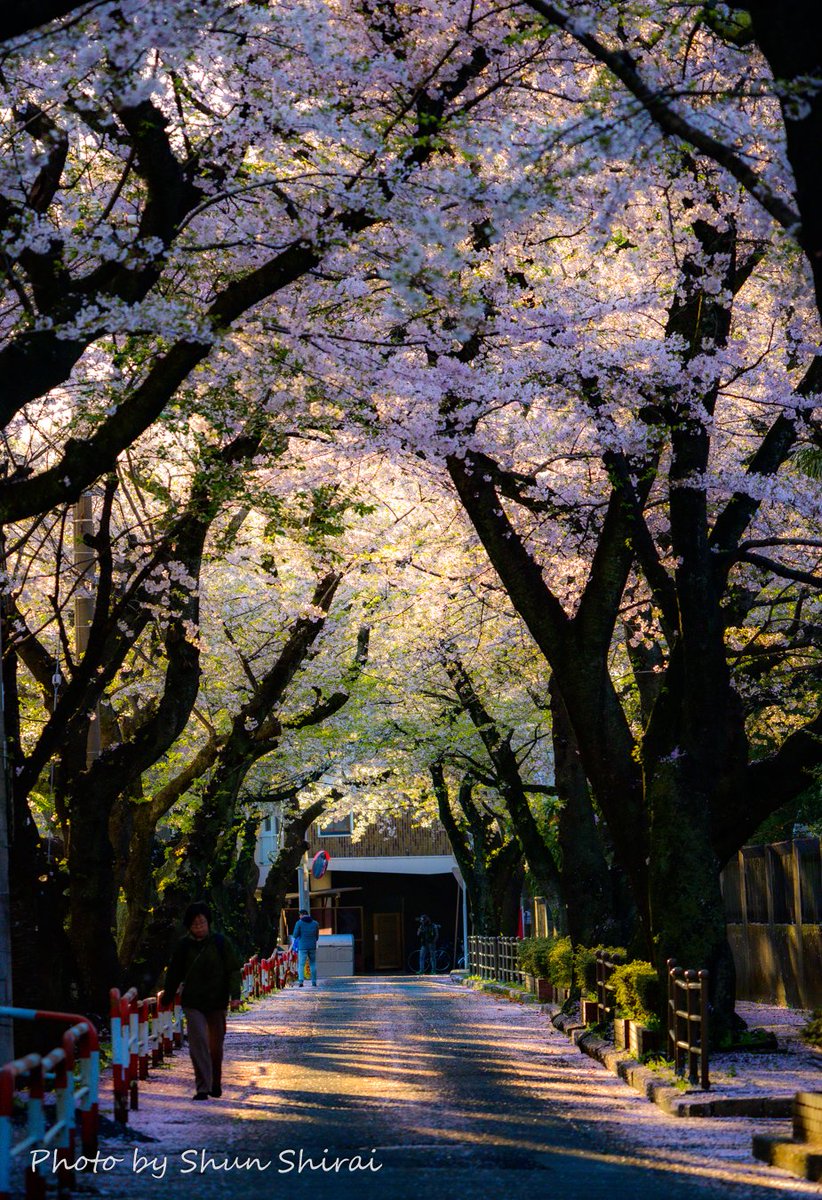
109;987;183;1123
0;948;281;1196
0;1010;99;1200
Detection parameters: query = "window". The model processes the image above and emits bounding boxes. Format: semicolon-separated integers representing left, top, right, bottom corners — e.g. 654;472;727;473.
318;813;353;837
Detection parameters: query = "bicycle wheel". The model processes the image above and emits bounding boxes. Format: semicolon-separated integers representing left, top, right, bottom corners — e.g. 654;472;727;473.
407;949;423;973
436;947;451;972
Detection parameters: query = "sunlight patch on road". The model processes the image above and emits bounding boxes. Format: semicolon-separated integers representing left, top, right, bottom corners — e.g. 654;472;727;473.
400;1124;820;1194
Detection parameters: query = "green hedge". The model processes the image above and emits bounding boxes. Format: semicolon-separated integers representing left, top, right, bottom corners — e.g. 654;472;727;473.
573;945;626;999
516;935;572;983
546;936;573;988
611;960;661;1025
517;937;555;977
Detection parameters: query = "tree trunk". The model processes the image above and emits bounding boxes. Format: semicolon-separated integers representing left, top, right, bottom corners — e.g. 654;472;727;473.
66;788;122;1012
746;2;822;319
254;798;328;951
645;757;736;1035
442;657;568;934
117;803;163;993
551;678;618;946
432;765;524;935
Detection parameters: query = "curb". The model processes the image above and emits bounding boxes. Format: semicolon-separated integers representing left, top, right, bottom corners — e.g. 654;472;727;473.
461;978;796;1120
462;978;547;1006
551;1011;794;1119
752;1134;822;1182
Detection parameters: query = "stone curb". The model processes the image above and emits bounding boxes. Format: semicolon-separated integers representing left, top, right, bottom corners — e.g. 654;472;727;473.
461;977;547;1005
752;1134;822;1182
550;1011;794;1119
460;979;794;1121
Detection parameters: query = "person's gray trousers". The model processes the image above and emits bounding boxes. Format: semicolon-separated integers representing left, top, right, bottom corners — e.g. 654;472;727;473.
184;1007;226;1093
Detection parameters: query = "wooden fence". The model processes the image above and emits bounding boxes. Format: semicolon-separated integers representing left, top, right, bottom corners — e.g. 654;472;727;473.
595;949;624;1026
468;936;523;985
721;837;822;1007
667;959;710;1090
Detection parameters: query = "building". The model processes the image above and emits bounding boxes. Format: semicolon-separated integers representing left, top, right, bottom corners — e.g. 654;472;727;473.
255;810;463;973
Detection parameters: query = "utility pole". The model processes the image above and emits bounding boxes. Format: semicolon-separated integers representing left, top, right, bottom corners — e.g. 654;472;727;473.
296;854;309;913
0;602;14;1063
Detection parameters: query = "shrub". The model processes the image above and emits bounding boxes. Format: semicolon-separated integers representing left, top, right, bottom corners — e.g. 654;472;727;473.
611;960;661;1026
517;937;554;977
547;936;573;988
573;945;627;999
533;937;556;978
800;1010;822;1049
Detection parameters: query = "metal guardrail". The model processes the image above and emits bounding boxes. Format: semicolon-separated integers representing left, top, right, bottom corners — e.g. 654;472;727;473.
667;958;709;1090
241;955;277;1000
109;987;184;1124
0;1009;99;1200
1;948;285;1197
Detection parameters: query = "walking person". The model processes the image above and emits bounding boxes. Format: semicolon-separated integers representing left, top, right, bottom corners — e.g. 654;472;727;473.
163;901;242;1101
417;914;439;974
291;908;320;987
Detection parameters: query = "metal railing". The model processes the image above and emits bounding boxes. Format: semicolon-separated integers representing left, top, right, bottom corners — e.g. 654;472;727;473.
0;946;284;1197
109;987;183;1124
241;955;277;1000
0;1010;99;1200
667;958;709;1090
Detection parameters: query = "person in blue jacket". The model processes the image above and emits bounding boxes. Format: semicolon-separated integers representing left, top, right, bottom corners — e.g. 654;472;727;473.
292;909;320;987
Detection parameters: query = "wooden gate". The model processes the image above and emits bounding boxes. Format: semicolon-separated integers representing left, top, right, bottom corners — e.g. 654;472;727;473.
373;913;402;969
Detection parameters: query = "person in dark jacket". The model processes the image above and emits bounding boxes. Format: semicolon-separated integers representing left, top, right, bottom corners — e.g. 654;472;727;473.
163;901;242;1101
291;908;320;987
417;914;439;974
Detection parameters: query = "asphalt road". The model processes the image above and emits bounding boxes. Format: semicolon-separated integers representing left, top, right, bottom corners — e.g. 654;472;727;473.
67;976;813;1200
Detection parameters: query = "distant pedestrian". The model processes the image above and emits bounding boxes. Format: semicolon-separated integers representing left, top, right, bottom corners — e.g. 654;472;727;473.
292;908;320;987
417;914;439;974
163;901;242;1101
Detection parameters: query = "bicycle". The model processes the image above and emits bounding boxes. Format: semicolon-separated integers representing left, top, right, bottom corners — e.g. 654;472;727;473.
407;945;452;974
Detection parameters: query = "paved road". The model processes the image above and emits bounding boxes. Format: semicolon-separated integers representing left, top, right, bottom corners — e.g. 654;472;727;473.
71;977;812;1200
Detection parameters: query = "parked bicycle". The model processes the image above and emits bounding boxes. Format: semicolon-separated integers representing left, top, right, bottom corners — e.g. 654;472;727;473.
407;944;452;974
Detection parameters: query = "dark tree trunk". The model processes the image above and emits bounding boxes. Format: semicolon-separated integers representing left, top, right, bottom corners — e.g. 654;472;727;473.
117;805;164;994
432;765;524;936
254;798;328;952
745;2;822;319
550;678;618;947
65;788;122;1012
0;545;74;1025
492;860;525;937
140;573;343;970
442;656;568;934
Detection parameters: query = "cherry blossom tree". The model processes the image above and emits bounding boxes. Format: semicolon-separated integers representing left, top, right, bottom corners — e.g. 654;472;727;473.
273;29;820;1021
1;0;819;1028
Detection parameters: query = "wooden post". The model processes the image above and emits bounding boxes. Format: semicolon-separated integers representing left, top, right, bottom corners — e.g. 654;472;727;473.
685;970;698;1085
791;840;807;1006
765;847;776;928
666;958;677;1062
699;970;710;1091
738;849;748;929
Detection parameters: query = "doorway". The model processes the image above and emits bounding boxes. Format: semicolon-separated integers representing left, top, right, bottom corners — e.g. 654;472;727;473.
373;912;403;969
